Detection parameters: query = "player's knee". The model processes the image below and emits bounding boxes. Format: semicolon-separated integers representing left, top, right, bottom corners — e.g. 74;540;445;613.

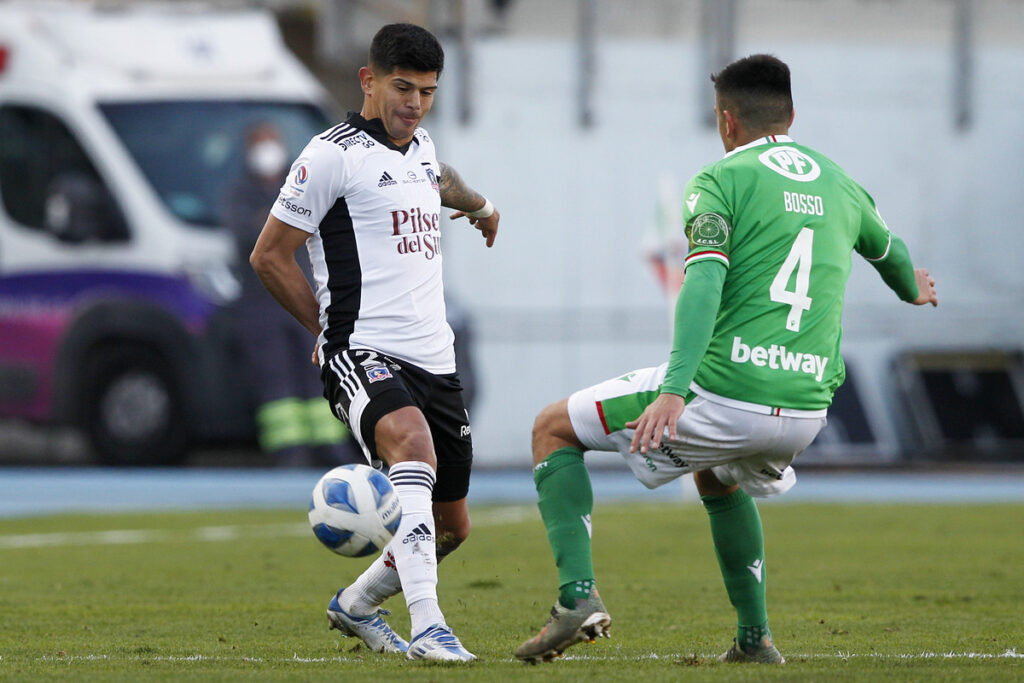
532;399;579;465
377;428;436;468
532;400;566;445
694;469;738;497
436;516;470;556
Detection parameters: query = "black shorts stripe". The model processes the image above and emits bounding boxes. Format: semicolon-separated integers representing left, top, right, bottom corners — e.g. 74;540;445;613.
328;356;357;401
329;354;361;401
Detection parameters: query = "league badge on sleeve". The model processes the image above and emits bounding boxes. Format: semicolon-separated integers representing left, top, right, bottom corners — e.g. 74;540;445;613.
283;157;310;197
689;213;730;248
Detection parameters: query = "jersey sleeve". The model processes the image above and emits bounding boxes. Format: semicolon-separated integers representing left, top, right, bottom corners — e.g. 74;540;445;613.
270;138;346;234
852;187;892;261
853;187;919;302
681;170;732;271
660;259;726;396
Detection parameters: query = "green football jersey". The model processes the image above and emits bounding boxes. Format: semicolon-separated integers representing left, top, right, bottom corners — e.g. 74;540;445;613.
681;135;894;411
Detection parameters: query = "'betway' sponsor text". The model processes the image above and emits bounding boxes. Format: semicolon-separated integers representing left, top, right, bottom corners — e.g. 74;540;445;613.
730;336;829;382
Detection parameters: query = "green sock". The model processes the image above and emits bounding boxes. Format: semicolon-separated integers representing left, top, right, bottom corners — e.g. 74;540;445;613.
534;447;595;609
702;489;771;648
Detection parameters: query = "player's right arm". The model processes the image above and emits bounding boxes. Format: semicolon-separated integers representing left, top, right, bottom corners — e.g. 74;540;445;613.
854;191;938;307
250;137;344;339
249;215;321;337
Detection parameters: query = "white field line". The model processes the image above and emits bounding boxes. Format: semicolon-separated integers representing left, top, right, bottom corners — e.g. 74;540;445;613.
0;505;538;550
21;649;1023;664
559;648;1024;661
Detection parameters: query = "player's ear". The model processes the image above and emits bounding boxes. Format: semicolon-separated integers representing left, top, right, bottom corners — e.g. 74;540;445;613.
722;109;737;139
358;66;374;96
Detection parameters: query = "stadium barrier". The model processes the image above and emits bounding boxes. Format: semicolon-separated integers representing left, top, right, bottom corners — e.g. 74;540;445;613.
893;349;1024;462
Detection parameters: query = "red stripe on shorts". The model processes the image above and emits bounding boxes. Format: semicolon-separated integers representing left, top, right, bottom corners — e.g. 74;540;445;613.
595;401;611;435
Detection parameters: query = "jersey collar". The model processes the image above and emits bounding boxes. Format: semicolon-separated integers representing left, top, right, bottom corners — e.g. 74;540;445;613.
345;111;422;153
724;134;794;158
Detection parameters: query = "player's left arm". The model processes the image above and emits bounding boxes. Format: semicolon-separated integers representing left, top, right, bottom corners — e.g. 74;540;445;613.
438;161;500;247
855;195;937;307
627;259;726;454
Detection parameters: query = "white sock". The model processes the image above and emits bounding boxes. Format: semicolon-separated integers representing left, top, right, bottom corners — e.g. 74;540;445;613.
341;532;461;616
386;461;445;636
409;597;446;635
339;546;403;616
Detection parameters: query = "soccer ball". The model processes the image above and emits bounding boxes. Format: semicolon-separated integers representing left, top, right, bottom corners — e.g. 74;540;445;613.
308;464;402;557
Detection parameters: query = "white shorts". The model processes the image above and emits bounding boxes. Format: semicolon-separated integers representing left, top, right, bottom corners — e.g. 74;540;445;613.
566;363;827;498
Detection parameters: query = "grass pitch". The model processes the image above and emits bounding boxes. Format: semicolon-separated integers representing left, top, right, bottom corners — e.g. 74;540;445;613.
0;500;1021;681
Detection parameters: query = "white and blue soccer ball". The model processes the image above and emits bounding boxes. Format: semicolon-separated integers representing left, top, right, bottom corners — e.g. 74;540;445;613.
308;464;402;557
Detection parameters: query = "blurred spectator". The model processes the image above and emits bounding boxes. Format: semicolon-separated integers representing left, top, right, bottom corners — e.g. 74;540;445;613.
222;122;360;467
445;296;478;413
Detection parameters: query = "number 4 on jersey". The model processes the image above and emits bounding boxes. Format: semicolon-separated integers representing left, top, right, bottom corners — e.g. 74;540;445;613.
770;227;814;332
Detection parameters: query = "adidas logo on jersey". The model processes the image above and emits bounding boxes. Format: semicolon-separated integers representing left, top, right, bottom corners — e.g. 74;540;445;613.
378;171;397;187
402;523;433;545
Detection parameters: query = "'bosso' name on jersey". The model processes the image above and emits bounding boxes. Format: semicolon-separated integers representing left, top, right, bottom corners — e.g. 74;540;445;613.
783;191;824;216
391;207;441;260
276;196;312;217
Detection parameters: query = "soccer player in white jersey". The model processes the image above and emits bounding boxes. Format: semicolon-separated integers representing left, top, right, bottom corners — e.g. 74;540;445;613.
515;55;938;664
250;24;499;662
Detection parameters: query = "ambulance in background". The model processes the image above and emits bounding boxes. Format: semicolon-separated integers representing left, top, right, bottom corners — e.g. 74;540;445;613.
0;2;334;464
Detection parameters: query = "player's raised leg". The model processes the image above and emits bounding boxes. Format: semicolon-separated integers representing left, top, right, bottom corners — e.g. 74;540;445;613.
515;399;611;664
695;469;784;664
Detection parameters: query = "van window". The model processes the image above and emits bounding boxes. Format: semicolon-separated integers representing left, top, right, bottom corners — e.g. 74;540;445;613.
0;105;129;242
99;101;331;228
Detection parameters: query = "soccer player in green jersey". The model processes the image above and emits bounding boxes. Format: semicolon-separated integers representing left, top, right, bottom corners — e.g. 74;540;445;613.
514;54;938;665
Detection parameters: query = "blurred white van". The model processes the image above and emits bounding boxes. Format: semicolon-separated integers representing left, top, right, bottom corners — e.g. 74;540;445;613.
0;1;335;464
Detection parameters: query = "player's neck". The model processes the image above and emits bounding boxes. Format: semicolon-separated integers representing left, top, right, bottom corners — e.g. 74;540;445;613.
728;127;790;152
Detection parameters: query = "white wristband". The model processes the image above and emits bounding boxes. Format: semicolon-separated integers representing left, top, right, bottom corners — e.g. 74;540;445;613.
467;198;494;219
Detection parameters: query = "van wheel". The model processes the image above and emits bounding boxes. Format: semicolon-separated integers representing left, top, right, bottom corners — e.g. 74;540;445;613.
80;347;187;466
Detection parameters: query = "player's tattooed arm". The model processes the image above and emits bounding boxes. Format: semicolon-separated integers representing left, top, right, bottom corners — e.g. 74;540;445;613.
438;161;486;213
439;161;500;248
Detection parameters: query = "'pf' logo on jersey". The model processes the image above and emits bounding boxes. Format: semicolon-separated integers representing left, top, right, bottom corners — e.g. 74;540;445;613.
758;146;821;182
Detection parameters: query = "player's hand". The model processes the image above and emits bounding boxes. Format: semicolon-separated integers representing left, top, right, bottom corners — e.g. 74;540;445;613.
912;268;938;307
626;393;686;454
311;343;321;368
449;207;500;248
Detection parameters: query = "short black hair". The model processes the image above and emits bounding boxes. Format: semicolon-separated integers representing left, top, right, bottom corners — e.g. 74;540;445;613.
369;23;444;76
711;54;792;130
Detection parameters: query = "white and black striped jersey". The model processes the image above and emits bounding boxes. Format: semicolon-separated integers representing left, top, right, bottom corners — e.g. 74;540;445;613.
270;113;455;374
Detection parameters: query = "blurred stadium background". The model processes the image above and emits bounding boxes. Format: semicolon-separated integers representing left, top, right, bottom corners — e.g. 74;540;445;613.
1;0;1022;478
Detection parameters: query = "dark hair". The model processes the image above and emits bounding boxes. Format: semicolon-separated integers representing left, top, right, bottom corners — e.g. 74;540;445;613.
711;54;792;130
369;23;444;76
